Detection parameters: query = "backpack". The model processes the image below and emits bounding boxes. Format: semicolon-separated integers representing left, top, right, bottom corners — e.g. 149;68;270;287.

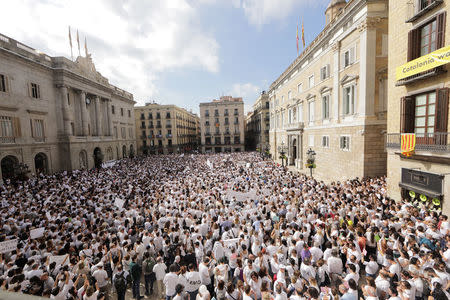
144;258;155;274
114;272;127;293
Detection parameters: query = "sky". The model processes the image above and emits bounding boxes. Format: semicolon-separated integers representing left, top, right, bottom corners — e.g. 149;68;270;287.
0;0;330;114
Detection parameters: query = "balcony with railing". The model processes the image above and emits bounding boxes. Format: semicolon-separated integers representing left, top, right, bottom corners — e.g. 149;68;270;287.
148;124;154;128
156;134;163;138
386;132;450;153
166;124;172;128
156;124;162;128
166;134;172;138
406;0;443;22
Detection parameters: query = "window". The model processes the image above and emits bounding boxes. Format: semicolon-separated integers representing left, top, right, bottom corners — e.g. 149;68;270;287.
0;74;7;92
408;13;445;61
215;137;221;144
297;103;303;122
308;75;314;88
156;112;161;119
112;105;115;114
420;0;439;11
308;135;314;147
224;109;229;116
265;102;269;109
158;140;163;146
214;109;219;116
343;85;355;115
282;96;285;103
121;127;126;138
288;91;292;100
205;110;210;117
225;117;229;125
297;83;303;93
140;113;145;119
141;121;145;128
128;110;131;118
166;112;171;119
343;47;355;68
215;118;219;124
30;83;40;99
401;89;449;140
148;113;153;119
168;139;172;146
288;109;292;124
120;108;124;116
143;140;147;146
308;101;315;124
215;127;220;134
205;137;211;145
234;117;239;124
320;65;330;80
234;136;240;144
340;136;350;151
129;128;133;138
142;130;146;138
114;126;118;138
205;120;210;126
234;108;238;115
322;95;330;119
322;136;329;148
0;116;14;139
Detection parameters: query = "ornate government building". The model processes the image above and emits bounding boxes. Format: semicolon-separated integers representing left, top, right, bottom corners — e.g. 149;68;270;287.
269;0;388;181
0;34;136;182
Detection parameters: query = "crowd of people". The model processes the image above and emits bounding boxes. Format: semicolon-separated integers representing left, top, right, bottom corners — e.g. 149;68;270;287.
0;152;449;300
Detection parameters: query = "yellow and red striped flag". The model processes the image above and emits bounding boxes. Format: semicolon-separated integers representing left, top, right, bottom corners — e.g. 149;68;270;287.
401;133;416;156
296;23;299;55
302;19;305;48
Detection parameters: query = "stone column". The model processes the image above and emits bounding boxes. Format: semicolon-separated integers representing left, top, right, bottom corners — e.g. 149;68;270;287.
94;96;102;136
60;86;72;135
80;91;89;136
358;18;378;116
106;99;113;136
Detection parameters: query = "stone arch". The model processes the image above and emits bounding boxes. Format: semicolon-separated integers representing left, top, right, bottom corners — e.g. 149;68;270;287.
34;152;48;175
122;145;127;158
79;150;88;169
1;155;19;182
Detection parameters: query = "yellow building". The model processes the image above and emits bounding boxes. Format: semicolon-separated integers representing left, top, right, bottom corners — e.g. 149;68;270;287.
269;0;388;181
135;103;199;155
386;0;450;215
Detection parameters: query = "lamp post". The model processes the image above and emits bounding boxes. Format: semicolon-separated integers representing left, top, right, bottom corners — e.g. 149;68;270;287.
306;148;316;177
278;141;288;167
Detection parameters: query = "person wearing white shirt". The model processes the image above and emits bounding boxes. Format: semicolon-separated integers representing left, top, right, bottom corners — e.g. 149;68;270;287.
163;264;180;299
327;249;343;283
199;257;212;294
92;263;109;297
185;263;202;300
153;257;167;299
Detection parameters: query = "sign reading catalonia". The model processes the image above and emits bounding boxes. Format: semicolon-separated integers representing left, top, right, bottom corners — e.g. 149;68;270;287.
396;45;450;81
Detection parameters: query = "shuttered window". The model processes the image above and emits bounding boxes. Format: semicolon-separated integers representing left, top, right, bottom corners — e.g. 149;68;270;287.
401;88;449;136
408;12;446;61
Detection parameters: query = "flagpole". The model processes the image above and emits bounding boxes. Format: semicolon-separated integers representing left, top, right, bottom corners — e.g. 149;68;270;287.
68;26;73;61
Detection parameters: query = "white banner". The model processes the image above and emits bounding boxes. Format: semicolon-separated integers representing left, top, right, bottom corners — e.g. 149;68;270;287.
223;238;239;248
102;160;117;168
115;198;125;210
206;160;213;169
30;227;45;239
0;239;17;253
49;254;69;266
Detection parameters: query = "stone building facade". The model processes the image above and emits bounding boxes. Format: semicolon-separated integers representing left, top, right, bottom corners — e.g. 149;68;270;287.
386;0;450;215
245;92;270;151
269;0;388;182
135;103;199;155
200;96;245;153
0;34;136;181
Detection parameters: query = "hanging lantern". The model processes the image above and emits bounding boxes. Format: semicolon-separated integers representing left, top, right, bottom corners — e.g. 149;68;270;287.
420;194;427;202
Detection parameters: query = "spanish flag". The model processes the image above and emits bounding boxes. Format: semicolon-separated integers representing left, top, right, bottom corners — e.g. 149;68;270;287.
302;19;305;48
401;133;416;157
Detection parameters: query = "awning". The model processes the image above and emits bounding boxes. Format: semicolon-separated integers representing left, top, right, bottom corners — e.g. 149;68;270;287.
399;182;442;198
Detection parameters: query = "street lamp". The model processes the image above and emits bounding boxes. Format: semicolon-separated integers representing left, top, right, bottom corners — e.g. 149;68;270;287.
306;148;316;177
278;141;288;167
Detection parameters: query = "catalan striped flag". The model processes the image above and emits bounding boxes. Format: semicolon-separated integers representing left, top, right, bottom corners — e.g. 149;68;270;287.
302;19;305;48
296;23;299;55
401;133;416;156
